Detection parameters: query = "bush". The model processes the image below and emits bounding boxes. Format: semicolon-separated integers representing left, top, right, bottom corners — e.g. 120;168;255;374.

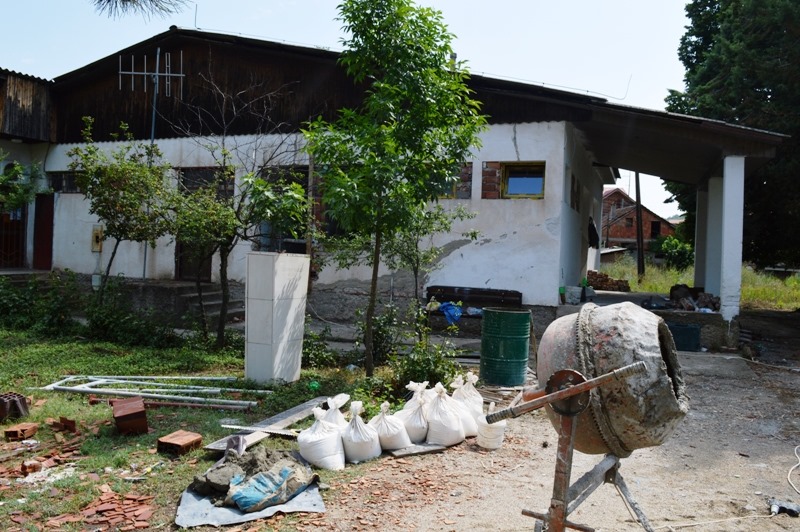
302;320;340;368
0;271;83;335
389;338;461;399
661;236;694;271
84;276;183;348
355;304;401;366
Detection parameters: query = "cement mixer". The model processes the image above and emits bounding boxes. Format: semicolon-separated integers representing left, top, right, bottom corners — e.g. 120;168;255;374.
487;302;690;531
536;301;689;457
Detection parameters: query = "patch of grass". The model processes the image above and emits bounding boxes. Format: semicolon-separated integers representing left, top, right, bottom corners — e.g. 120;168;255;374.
741;266;800;310
0;325;404;530
599;255;800;310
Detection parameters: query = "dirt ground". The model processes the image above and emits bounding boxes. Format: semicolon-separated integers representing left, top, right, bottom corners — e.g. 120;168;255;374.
300;309;800;532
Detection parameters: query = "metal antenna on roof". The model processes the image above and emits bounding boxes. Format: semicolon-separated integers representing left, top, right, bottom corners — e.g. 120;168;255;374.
119;49;185;100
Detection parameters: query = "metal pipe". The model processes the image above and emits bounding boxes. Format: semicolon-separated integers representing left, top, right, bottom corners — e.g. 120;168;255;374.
45;386;257;407
487;361;646;423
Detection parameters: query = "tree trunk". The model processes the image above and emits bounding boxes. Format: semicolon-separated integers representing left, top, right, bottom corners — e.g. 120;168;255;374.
194;273;209;341
98;238;121;305
215;244;231;349
363;229;382;377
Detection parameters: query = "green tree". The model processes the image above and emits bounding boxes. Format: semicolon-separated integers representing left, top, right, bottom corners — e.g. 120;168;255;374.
170;163;308;347
168;70;310;348
382;204;477;306
304;0;486;376
68;118;173;301
666;0;800;267
0;156;44;212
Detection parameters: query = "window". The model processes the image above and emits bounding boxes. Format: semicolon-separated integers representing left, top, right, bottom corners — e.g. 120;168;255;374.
625;217;633;227
650;220;661;239
502;163;545;199
48;172;80;193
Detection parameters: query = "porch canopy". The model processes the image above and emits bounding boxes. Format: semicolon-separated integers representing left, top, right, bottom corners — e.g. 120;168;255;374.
470;75;787;321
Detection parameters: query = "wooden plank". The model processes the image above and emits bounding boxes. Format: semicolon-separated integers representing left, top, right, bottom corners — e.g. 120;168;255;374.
205;395;326;452
389;443;446;458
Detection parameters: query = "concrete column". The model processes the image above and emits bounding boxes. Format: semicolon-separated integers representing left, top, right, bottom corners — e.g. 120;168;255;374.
719;156;745;321
693;186;708;289
704;177;723;298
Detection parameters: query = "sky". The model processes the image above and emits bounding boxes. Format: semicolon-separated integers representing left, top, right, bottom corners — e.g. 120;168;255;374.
2;0;690;218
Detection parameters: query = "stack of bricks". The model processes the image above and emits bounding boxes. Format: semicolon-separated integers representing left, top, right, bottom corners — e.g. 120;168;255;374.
587;270;631;292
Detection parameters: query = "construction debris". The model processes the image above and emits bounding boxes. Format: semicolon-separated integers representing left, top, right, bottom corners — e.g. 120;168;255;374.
207;395;327;452
41;375;264;409
44;484;155;530
4;422;38;442
587;270;630;292
158;430;203;455
113;397;149;435
0;392;30;421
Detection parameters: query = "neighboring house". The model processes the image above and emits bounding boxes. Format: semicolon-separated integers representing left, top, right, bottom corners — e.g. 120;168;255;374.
0;26;787;326
601;187;676;252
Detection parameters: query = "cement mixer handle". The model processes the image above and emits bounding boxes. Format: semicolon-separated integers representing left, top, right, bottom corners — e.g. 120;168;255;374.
615;360;647;379
485;361;647;424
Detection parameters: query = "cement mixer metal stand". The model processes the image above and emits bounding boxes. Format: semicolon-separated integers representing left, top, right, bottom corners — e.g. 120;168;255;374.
487;361;655;532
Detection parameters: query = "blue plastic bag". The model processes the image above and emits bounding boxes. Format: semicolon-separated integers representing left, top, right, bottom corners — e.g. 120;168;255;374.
439;301;462;324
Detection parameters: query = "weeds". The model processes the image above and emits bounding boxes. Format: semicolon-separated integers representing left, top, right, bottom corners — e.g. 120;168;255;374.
600;254;800;309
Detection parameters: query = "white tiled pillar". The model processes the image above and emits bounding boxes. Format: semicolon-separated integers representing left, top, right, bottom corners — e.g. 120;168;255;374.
693;186;708;289
704;176;724;298
245;252;310;383
719;156;745;321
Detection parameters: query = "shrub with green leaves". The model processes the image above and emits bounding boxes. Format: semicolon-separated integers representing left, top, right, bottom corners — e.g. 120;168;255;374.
355;304;401;366
389;339;461;399
302;320;340;368
661;236;694;271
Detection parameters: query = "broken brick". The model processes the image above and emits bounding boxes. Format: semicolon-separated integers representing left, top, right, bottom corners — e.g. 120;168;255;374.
4;422;38;442
157;429;202;455
113;397;148;435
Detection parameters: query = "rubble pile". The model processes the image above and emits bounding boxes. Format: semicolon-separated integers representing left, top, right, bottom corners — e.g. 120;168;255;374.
587;270;631;292
669;284;721;311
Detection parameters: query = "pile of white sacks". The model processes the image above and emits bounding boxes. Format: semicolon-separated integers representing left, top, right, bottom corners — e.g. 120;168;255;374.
298;371;508;471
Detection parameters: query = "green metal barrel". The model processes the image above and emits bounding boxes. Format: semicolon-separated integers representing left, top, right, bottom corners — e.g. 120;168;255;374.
480;307;531;386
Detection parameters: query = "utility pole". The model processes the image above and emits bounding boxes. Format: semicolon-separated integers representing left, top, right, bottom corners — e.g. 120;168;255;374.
635;172;645;279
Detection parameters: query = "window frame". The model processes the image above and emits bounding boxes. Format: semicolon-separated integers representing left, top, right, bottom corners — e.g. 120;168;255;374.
501;162;546;199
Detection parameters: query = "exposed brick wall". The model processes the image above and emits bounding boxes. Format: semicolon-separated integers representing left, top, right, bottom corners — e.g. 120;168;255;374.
482;161;501;199
455;162;472;199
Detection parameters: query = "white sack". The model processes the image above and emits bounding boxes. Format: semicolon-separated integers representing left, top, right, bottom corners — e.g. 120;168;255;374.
342;401;382;463
368;401;412;451
297;407;345;470
451;371;484;417
395;395;428;443
401;381;429;412
322;394;350;429
425;382;465;446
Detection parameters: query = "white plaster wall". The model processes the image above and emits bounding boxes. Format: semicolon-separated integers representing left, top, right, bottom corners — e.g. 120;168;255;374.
559;124;606;286
51;193;176;278
44;133;307;282
425;122;567;306
313;121;609;307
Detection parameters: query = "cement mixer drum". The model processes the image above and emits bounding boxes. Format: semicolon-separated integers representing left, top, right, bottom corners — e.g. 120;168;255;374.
536;302;689;457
